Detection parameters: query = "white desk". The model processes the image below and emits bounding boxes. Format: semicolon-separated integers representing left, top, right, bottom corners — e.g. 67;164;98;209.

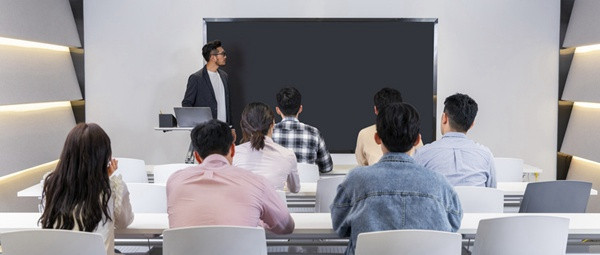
287;182;598;198
19;182;598;199
325;163;544;181
3;213;600;240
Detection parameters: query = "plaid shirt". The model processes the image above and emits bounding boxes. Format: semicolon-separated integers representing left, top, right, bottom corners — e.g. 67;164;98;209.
273;117;333;173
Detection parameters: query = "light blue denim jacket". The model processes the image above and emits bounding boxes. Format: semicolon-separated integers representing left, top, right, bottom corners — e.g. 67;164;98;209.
331;152;463;255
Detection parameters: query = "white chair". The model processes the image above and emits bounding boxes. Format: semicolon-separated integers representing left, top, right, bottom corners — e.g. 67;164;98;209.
297;163;320;183
163;226;267;255
494;157;524;182
355;229;462;255
0;229;105;255
113;157;148;183
126;183;167;213
330;153;358;166
454;186;504;213
153;163;193;184
472;216;569;255
315;176;345;213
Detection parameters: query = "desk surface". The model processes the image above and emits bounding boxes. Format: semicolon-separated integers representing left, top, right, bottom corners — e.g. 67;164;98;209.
2;213;600;239
19;182;597;198
326;163;543;175
154;127;193;131
287;182;598;197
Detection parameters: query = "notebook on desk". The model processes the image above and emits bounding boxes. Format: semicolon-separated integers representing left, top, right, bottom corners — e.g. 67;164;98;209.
173;107;212;127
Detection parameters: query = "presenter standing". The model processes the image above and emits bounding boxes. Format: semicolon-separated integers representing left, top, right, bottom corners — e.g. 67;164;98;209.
182;40;231;124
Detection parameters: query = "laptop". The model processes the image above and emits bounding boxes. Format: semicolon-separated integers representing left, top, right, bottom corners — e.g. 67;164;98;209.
173;107;213;127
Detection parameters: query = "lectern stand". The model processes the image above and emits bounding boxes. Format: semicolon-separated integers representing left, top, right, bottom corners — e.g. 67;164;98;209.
154;127;195;164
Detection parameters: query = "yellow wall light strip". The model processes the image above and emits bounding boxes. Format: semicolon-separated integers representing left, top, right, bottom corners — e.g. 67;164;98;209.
0;37;70;52
0;101;71;113
0;160;58;183
575;44;600;54
572;156;600;167
574;102;600;109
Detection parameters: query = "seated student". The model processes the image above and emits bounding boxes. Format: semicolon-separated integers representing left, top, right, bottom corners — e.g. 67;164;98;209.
233;102;300;193
355;87;404;166
413;93;496;188
331;102;462;255
272;87;333;173
40;123;134;255
166;119;294;234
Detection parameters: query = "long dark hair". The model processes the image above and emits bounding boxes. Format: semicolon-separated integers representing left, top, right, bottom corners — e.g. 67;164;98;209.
240;102;275;150
40;123;113;232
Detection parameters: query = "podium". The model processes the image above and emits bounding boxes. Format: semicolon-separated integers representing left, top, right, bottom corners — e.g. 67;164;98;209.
154;127;195;164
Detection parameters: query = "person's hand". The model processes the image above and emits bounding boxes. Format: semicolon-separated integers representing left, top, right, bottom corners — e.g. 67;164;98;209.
107;158;118;177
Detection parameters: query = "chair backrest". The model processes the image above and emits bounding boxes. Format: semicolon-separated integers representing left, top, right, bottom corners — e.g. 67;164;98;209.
297;163;320;183
163;226;267;255
454;186;504;213
113;157;148;183
0;229;106;255
494;157;524;182
126;183;167;213
519;180;592;213
355;229;462;255
330;153;358;166
315;176;346;213
472;216;569;255
153;163;193;184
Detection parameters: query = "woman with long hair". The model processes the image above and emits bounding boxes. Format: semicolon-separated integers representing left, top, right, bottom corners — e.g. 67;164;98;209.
233;102;300;192
39;123;134;255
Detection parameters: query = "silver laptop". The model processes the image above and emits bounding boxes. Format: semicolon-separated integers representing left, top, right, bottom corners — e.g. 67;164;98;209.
173;107;213;127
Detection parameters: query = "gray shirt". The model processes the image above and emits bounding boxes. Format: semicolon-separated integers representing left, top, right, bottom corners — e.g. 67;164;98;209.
413;132;496;188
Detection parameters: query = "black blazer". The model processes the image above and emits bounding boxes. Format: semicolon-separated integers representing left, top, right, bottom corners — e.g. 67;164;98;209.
181;66;231;124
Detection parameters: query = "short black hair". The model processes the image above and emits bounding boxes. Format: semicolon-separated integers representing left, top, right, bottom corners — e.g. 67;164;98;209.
374;88;403;111
276;87;302;116
443;93;478;132
190;119;233;158
376;102;420;153
202;40;222;62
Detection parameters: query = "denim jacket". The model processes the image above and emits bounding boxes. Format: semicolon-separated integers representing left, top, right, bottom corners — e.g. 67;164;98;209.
331;152;463;255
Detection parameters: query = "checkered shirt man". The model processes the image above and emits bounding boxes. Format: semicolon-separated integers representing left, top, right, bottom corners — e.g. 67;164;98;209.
273;117;333;173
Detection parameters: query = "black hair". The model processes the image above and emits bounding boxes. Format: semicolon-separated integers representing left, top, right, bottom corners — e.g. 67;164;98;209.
240;102;275;150
443;93;478;132
191;119;233;158
40;123;113;232
276;87;302;116
374;87;403;111
376;102;420;153
202;40;222;62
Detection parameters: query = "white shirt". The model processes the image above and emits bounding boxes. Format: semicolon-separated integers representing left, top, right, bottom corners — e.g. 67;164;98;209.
207;70;226;122
233;136;301;193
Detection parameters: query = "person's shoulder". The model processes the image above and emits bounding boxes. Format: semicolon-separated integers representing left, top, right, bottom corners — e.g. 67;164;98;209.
358;124;375;136
191;67;206;77
166;166;197;185
414;140;439;156
298;121;320;135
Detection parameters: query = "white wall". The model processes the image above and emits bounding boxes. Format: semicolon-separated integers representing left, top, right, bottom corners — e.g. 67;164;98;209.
85;0;559;180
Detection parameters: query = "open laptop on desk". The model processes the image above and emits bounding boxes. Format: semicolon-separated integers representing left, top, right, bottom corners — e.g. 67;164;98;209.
173;107;212;127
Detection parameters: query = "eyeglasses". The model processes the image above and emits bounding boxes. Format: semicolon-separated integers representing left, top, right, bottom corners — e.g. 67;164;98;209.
212;51;227;56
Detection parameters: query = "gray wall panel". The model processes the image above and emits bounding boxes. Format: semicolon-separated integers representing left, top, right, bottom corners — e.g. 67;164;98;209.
563;0;600;47
0;0;80;47
0;45;81;105
561;104;600;163
562;50;600;103
0;104;75;176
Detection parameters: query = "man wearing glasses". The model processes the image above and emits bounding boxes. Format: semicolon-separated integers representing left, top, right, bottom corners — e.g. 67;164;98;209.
182;40;231;124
